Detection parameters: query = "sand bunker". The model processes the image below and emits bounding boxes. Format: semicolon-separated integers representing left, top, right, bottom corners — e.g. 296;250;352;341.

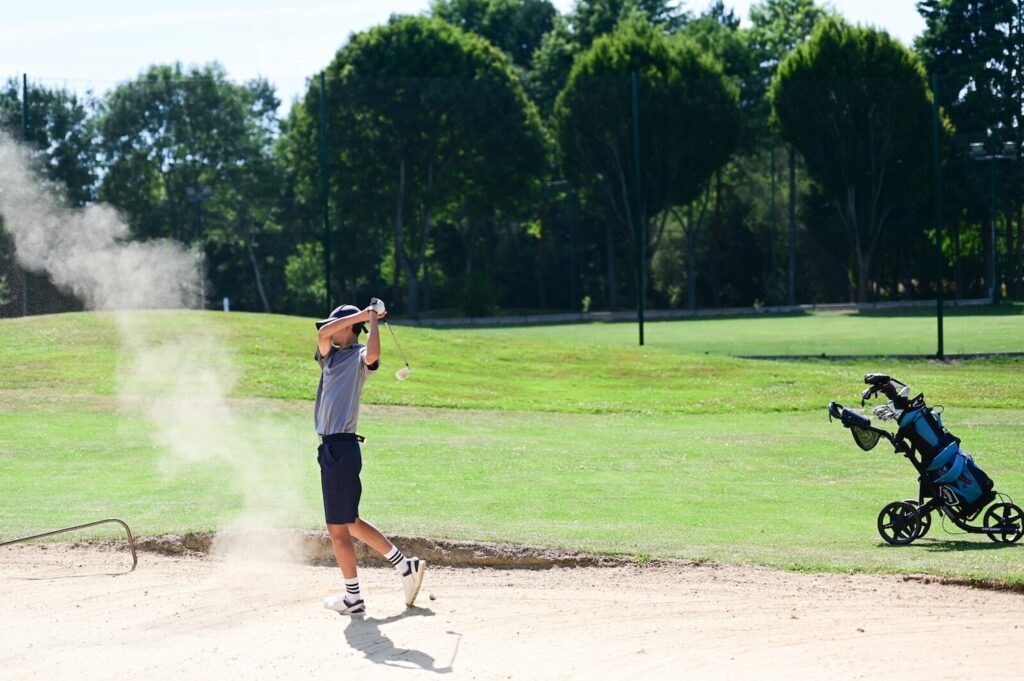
3;543;1024;680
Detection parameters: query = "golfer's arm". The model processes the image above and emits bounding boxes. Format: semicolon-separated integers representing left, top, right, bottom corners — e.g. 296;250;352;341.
364;312;381;365
317;311;368;340
316;311;369;356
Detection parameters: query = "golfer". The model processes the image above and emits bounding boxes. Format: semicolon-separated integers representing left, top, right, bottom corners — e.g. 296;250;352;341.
314;299;425;615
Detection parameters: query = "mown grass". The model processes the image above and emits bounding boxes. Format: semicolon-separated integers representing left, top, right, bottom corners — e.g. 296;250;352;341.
2;310;1023;583
3;309;1024;412
480;303;1024;357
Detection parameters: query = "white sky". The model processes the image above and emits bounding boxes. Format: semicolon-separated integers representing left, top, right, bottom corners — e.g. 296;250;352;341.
1;1;926;112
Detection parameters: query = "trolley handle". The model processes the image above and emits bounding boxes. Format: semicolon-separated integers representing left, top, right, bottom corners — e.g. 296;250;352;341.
828;401;870;428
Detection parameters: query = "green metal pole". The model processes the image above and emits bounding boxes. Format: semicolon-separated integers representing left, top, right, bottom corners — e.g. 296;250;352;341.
991;162;998;305
21;74;29;317
21;74;29;141
320;72;331;311
569;192;577;312
931;74;944;359
631;70;644;347
769;146;776;305
626;70;643;346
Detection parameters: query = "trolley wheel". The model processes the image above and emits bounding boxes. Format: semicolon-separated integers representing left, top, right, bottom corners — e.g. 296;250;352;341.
903;500;931;539
983;502;1024;544
877;501;921;545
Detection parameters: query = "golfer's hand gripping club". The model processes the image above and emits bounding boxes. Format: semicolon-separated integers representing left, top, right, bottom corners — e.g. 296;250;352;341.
369;298;386;315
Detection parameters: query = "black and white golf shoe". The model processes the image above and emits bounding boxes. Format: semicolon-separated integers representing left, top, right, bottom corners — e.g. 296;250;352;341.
324;595;366;616
401;557;427;606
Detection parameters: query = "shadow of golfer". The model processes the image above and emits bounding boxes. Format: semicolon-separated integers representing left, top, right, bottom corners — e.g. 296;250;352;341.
343;606;457;674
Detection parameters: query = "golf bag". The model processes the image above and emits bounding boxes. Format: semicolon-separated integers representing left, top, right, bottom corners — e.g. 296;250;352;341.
861;374;996;513
830;375;1021;545
896;406;994;512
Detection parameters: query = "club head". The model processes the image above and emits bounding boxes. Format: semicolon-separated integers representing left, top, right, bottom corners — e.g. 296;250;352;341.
395;366;410;381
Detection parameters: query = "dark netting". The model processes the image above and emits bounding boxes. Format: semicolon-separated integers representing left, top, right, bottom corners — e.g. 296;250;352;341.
5;59;1019;324
851;426;881;451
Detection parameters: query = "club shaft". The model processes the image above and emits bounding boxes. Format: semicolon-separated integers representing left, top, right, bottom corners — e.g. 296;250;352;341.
384;321;410;367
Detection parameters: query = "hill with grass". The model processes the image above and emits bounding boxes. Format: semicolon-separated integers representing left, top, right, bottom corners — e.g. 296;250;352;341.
2;309;1023;584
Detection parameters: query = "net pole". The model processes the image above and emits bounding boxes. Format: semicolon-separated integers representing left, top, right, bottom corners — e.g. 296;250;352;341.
931;73;944;359
631;70;644;347
320;72;331;311
20;74;29;317
769;145;777;305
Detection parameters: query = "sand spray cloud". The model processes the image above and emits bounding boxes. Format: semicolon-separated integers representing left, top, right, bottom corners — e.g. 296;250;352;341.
0;132;308;560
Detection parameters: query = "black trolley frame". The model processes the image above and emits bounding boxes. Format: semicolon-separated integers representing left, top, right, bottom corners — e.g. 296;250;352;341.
828;400;1021;544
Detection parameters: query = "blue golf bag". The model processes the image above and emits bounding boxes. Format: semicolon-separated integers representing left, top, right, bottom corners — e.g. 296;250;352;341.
830;374;1020;545
897;407;994;512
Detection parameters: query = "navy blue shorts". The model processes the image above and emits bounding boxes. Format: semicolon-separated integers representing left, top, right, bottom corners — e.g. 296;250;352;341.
317;440;362;525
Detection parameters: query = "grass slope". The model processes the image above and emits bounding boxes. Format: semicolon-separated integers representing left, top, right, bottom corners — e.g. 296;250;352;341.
2;310;1023;583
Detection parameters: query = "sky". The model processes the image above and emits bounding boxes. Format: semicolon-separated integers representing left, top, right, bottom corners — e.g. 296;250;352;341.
1;0;926;112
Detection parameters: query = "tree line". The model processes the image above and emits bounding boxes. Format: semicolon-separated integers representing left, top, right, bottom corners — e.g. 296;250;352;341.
2;0;1022;319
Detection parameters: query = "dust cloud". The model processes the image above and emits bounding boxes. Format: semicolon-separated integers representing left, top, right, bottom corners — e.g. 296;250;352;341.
0;132;307;563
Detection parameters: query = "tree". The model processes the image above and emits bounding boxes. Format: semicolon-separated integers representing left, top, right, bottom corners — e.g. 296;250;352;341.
301;16;548;318
529;0;686;117
0;273;11;308
284;241;326;313
748;0;831;304
572;0;686;48
0;78;99;315
431;0;558;68
96;63;284;310
771;19;935;303
0;79;98;207
206;77;284;313
917;0;1016;138
528;16;579;118
917;0;1023;300
555;17;739;309
749;0;832;82
274;103;329;314
677;3;758;308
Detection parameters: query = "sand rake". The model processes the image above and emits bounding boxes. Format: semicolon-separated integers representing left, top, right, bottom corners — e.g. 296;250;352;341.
0;518;138;571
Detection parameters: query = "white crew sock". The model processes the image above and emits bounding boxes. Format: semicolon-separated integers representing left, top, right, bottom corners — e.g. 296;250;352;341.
344;577;361;604
384;545;407;573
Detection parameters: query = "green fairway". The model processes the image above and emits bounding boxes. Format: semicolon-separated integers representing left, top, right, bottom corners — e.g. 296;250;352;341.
3;310;1024;584
478;304;1024;357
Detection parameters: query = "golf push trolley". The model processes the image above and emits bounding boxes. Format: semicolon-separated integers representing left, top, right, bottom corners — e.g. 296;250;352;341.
828;374;1024;545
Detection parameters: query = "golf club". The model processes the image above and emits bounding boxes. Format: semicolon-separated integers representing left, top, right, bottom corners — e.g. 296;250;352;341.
384;320;411;380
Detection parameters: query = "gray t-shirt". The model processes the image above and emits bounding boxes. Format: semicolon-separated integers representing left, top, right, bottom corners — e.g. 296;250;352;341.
314;343;378;435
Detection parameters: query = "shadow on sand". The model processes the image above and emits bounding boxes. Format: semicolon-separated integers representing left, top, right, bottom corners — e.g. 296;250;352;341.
343;606;459;673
